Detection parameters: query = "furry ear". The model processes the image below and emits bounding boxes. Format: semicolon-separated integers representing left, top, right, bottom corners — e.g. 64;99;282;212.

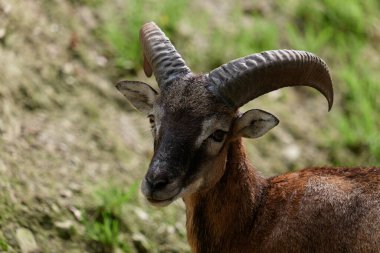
232;109;279;139
116;81;158;114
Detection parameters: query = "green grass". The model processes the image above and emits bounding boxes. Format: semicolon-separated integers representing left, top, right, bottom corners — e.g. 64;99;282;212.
99;0;380;165
334;65;380;164
81;0;380;252
284;0;380;164
102;1;144;72
83;183;138;252
0;238;8;251
101;0;188;74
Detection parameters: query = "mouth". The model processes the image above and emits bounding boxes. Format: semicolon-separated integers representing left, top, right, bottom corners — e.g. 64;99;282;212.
144;177;204;207
146;191;182;207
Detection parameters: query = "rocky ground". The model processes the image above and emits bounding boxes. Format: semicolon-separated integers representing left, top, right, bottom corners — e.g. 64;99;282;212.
0;0;377;252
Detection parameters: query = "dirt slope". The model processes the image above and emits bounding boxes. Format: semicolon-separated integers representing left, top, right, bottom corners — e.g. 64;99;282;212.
0;1;341;252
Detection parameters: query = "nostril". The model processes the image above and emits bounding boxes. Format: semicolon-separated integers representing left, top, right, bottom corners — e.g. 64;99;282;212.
146;176;170;191
152;178;169;190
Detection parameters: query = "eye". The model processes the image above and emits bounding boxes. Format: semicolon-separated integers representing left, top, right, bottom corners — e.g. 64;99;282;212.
148;115;155;125
209;130;227;142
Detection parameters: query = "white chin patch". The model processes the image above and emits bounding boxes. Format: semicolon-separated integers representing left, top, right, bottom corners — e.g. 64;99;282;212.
148;199;174;207
147;178;204;207
182;177;204;196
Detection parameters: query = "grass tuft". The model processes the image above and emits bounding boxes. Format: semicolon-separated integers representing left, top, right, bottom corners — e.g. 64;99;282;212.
83;183;138;252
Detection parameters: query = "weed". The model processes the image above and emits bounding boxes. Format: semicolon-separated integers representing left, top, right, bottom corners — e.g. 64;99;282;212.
83;183;138;252
102;0;188;74
0;238;8;251
103;1;144;72
94;183;138;216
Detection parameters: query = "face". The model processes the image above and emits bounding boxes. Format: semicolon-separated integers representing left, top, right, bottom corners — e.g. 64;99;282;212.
116;75;279;206
143;76;235;206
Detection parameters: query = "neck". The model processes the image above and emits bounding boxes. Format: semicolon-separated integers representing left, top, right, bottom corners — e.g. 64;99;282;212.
183;140;267;253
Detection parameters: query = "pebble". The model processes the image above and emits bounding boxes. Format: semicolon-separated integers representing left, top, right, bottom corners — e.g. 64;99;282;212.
134;208;149;221
54;220;75;239
68;206;82;221
60;189;73;198
49;202;61;214
62;62;74;75
167;225;175;234
0;28;6;39
54;220;74;229
132;233;150;253
68;182;81;193
2;3;12;14
283;144;301;162
114;248;125;253
96;55;107;67
78;7;97;29
15;228;39;253
0;159;7;173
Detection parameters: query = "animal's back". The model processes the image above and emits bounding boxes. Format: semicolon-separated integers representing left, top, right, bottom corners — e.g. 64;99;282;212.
251;167;380;253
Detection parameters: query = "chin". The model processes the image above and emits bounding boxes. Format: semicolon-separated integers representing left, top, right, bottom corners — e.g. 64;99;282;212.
147;198;174;207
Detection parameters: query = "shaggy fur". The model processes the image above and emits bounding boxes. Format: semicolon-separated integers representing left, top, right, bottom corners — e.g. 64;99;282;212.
184;141;380;253
117;23;379;252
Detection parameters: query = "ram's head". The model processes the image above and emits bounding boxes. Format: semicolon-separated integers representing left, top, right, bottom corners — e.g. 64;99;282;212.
116;22;333;206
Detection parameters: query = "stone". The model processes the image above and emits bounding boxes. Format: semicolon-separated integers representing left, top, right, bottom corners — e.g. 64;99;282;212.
15;228;39;253
59;189;73;198
54;220;76;239
132;233;150;253
134;208;149;221
283;144;301;162
68;182;81;193
0;28;6;39
2;3;12;14
68;206;82;221
0;159;7;173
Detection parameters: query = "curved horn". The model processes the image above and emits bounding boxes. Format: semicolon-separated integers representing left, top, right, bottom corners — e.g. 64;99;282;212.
140;22;191;87
207;50;334;110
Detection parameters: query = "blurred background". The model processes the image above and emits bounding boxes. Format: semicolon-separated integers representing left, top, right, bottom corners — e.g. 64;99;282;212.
0;0;379;252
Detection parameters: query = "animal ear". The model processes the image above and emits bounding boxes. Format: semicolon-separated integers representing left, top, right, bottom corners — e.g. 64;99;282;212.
116;80;158;114
232;109;279;139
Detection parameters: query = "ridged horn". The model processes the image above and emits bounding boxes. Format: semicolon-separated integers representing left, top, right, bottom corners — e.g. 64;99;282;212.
207;50;334;110
140;22;191;87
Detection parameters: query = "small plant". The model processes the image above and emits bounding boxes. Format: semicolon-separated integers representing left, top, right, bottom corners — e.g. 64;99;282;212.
85;211;123;251
101;0;188;74
83;182;138;252
0;238;8;251
94;183;138;216
103;0;144;72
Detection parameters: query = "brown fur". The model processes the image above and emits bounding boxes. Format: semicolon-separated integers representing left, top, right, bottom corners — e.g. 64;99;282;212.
119;27;379;252
184;140;380;253
158;75;230;116
120;73;380;252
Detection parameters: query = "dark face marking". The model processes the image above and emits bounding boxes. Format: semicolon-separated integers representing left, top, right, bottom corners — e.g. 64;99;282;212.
141;75;236;205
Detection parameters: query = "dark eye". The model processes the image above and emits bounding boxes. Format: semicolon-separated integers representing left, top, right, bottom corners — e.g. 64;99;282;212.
148;115;155;125
209;130;227;142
